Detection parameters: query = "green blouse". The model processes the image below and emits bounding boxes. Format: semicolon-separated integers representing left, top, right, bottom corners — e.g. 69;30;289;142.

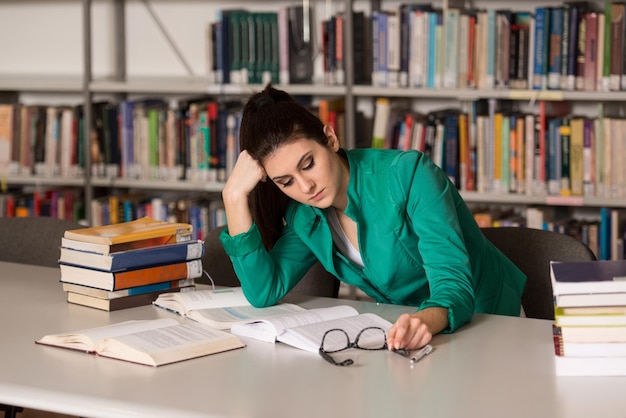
221;148;526;332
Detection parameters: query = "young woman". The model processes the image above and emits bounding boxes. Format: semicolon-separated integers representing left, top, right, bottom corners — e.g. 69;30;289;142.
220;85;526;351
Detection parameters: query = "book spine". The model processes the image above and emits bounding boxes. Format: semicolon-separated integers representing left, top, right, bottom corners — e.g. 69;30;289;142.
609;3;624;91
113;259;203;290
548;7;563;90
584;12;599;91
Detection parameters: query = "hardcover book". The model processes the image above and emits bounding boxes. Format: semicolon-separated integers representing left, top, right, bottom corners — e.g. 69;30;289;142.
35;318;245;367
59;259;203;291
63;217;192;246
59;240;205;271
550;259;626;295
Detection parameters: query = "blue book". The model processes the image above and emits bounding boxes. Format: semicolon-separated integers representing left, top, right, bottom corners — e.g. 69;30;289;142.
59;240;205;272
551;259;626;295
426;11;439;88
548;7;564;89
532;7;550;90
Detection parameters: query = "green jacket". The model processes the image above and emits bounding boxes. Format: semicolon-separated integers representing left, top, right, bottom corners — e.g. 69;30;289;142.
221;148;526;332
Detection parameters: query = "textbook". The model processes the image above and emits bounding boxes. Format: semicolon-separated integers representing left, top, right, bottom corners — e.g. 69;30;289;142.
231;305;363;343
554;306;626;327
275;312;393;353
63;217;193;246
59;240;205;271
550;260;626;295
66;287;195;311
62;278;195;300
35;318;245;367
152;287;306;329
59;259;203;291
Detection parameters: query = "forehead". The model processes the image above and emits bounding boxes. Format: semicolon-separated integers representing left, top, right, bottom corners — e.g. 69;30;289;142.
263;139;319;174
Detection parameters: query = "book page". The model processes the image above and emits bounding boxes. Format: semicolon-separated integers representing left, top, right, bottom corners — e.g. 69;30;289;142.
277;313;393;353
96;322;244;366
153;287;249;314
231;305;359;343
187;303;306;329
35;318;179;352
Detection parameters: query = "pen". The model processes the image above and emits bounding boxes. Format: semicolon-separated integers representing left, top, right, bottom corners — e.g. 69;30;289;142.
410;344;433;364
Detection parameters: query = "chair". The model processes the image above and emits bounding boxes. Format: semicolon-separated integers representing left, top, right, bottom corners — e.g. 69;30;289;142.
201;226;340;298
481;226;597;320
0;217;85;418
0;217;85;267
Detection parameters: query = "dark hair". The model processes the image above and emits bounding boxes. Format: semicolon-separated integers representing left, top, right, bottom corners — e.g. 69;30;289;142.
240;84;328;249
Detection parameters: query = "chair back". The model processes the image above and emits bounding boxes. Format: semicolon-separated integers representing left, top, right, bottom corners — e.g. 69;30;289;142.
0;217;85;267
201;226;340;298
481;227;597;320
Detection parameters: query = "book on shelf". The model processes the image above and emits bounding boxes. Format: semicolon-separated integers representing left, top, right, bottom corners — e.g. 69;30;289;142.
63;217;193;246
66;286;195;312
35;318;245;367
61;279;195;300
152;287;306;329
59;239;205;271
231;305;363;343
550;259;626;296
59;259;203;291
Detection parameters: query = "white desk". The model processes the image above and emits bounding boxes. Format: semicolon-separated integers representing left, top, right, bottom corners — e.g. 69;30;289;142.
1;261;625;418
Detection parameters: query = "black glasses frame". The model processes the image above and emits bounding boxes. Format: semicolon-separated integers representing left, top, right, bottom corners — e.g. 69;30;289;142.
318;326;411;366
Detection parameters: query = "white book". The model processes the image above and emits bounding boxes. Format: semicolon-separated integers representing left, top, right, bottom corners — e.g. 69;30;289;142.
277;313;392;353
153;287;306;329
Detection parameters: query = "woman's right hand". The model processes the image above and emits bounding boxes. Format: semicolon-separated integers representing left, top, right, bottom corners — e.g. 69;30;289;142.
222;150;267;235
223;150;267;201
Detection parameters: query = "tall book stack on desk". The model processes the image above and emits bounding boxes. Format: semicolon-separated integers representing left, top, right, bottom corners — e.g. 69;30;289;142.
58;217;204;311
550;260;626;376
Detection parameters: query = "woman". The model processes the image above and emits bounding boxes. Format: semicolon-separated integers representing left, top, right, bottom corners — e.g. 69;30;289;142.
220;85;526;351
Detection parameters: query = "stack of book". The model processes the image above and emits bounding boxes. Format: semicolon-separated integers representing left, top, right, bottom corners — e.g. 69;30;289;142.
59;217;204;311
550;260;626;376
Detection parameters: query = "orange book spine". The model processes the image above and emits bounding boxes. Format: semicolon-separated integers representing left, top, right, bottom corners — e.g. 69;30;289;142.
112;261;195;290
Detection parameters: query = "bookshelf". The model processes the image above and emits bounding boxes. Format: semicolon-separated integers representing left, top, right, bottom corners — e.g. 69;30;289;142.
1;0;626;257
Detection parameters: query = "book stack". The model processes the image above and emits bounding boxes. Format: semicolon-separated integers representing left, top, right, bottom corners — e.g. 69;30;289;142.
550;260;626;376
58;217;204;311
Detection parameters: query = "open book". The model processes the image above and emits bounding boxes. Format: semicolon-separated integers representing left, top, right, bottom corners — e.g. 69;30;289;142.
35;318;245;367
231;305;393;353
152;287;307;329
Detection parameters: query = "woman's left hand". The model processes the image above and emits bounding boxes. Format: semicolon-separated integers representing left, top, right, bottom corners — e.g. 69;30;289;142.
386;313;433;350
386;307;448;350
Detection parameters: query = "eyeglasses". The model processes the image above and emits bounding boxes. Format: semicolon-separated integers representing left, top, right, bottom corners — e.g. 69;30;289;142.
318;326;411;366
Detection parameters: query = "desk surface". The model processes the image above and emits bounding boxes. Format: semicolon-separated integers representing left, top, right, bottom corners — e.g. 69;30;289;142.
1;261;625;418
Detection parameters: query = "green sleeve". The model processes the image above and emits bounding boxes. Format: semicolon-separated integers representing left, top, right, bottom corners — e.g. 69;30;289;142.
220;223;317;307
391;152;475;332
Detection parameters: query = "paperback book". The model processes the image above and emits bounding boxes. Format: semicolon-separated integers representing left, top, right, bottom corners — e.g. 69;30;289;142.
231;305;362;343
35;318;245;367
152;287;306;329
